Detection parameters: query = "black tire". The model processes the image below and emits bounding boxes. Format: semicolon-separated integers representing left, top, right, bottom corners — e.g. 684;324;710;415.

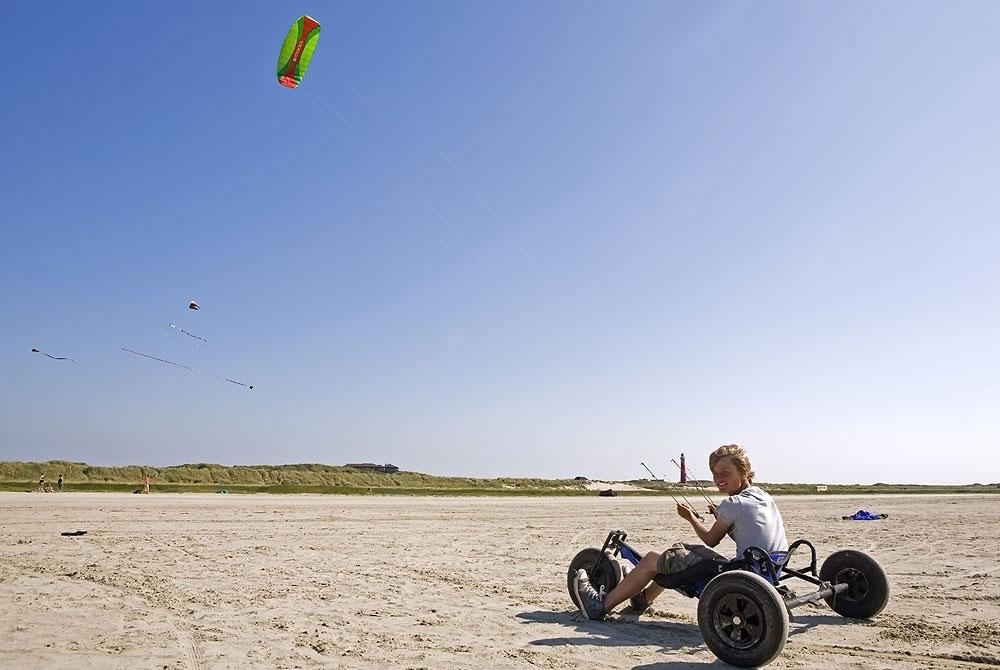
567;548;623;603
697;571;789;668
819;550;890;619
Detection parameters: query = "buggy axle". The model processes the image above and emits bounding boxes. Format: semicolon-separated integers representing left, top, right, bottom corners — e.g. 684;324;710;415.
784;582;848;610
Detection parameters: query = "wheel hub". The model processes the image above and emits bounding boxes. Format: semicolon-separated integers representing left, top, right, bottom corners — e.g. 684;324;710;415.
714;595;765;649
837;567;870;602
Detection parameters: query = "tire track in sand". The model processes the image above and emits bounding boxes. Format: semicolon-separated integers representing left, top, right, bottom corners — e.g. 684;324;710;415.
792;642;1000;669
143;535;206;670
171;617;204;670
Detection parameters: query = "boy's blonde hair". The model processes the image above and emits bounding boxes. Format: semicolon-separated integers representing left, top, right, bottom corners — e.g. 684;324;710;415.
709;444;755;483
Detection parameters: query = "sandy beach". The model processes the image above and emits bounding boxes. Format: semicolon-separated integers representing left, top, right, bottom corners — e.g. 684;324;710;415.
1;492;997;669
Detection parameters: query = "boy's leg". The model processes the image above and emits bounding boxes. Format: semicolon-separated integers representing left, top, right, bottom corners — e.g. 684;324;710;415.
621;543;710;612
634;582;667;610
602;551;661;611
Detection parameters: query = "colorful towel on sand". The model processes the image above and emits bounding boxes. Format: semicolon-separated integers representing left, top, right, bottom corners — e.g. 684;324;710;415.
843;509;888;521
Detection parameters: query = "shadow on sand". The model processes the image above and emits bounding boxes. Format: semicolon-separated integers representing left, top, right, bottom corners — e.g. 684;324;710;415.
516;609;720;669
786;610;864;635
516;608;862;669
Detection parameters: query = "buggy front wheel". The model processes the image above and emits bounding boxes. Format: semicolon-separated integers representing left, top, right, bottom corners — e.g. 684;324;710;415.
697;571;789;668
567;548;623;603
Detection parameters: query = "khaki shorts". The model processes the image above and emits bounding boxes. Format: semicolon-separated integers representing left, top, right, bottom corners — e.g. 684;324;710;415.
656;542;728;575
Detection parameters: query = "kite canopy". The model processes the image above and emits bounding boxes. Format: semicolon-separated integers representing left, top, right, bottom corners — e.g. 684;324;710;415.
276;16;321;89
188;301;200;310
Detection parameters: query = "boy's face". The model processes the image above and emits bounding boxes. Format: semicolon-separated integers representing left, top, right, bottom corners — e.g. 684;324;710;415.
711;457;748;495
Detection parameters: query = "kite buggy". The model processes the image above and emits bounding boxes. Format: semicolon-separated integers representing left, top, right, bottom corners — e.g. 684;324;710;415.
568;530;889;667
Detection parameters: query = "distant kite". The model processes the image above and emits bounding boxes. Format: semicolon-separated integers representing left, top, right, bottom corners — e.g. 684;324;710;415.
276;16;321;89
169;324;207;343
121;348;252;389
32;348;74;362
188;301;200;310
122;348;192;372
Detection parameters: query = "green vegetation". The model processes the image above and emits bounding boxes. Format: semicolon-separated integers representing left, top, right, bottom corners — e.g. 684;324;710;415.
0;460;590;494
645;479;1000;496
1;461;997;495
701;481;999;495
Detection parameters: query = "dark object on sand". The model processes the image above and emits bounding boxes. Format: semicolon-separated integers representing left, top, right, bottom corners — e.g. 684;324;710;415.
60;530;87;537
598;488;617;497
842;510;888;521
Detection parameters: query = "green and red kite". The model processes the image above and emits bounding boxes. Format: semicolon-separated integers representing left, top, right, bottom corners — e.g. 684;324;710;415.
276;16;321;89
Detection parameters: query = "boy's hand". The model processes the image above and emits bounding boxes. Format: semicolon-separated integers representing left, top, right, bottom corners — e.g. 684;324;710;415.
707;503;718;516
676;503;696;522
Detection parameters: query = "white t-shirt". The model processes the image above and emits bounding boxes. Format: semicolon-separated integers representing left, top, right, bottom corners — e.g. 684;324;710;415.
714;485;789;558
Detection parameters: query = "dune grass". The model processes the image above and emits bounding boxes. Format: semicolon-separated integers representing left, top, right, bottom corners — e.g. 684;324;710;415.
2;460;996;495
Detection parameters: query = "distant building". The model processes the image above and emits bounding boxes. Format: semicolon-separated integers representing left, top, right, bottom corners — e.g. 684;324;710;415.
816;485;828;492
346;463;399;474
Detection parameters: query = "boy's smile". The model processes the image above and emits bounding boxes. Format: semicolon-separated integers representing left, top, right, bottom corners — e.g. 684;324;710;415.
711;456;747;496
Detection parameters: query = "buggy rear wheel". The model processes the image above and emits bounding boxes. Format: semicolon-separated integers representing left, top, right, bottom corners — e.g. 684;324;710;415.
697;571;789;668
819;550;890;619
567;548;623;603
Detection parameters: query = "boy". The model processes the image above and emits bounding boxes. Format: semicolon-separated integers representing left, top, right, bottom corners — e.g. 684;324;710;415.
572;444;788;620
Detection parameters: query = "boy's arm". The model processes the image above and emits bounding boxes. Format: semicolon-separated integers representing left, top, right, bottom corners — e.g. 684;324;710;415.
678;504;731;547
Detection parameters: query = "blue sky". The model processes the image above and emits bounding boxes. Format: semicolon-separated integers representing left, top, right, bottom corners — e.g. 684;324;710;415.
2;2;998;484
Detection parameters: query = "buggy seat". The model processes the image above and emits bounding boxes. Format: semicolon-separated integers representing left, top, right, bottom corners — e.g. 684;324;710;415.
651;540;810;598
